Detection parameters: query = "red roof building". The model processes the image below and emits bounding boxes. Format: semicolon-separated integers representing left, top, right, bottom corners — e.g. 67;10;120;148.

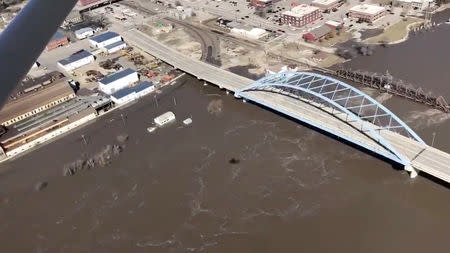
302;25;332;41
46;32;69;51
79;0;103;6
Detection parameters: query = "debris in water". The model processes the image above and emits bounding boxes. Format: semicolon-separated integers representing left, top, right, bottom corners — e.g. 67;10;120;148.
183;118;193;125
35;182;48;191
116;134;129;143
207;99;223;116
229;158;240;164
62;144;124;176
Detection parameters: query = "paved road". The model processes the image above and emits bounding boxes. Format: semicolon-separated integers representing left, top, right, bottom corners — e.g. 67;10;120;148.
122;28;450;184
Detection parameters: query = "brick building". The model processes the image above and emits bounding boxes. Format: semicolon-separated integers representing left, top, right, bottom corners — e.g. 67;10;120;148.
79;0;103;6
46;32;69;51
302;25;332;41
250;0;272;8
282;5;321;27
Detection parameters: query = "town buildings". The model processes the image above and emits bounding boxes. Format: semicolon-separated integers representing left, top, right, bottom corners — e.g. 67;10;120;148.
325;20;344;30
89;31;122;48
349;4;386;23
110;81;155;104
395;0;434;10
282;5;322;27
57;50;95;72
249;0;273;8
230;27;268;40
98;68;139;95
78;0;103;6
0;80;75;127
104;41;127;54
75;27;95;40
46;32;69;51
302;25;333;41
311;0;340;11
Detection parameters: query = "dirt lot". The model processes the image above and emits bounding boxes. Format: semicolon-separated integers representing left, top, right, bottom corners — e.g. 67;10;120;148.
137;23;202;60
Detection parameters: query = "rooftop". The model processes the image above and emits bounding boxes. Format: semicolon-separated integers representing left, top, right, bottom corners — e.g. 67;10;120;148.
104;40;126;50
350;4;386;15
133;81;154;93
283;5;320;18
307;25;332;38
312;0;339;6
111;81;154;99
50;32;66;41
0;80;74;125
325;20;343;27
75;27;94;35
58;50;93;66
111;86;135;99
99;68;136;85
89;31;120;43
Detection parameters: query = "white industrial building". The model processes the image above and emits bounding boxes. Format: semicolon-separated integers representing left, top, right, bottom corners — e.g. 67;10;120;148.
57;50;95;72
110;81;155;104
104;41;127;54
75;27;94;40
89;31;122;48
230;27;268;40
98;68;139;95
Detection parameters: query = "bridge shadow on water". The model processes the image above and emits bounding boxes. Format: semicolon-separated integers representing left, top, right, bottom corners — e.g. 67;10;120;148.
241;98;450;188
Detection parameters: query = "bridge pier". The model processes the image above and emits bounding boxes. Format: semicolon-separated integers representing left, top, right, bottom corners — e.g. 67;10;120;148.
404;165;418;178
203;82;208;86
234;93;241;99
226;90;230;95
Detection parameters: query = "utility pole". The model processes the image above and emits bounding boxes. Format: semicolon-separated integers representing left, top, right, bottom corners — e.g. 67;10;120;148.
154;95;159;108
120;113;126;126
81;134;87;145
431;132;436;147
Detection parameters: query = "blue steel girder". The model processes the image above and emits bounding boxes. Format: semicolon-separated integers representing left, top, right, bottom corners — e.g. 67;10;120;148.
236;72;425;165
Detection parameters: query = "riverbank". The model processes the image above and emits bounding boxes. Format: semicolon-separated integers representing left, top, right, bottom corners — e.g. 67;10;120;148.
364;17;423;45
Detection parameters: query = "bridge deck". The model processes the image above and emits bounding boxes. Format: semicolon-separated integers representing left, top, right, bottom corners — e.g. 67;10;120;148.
123;28;450;184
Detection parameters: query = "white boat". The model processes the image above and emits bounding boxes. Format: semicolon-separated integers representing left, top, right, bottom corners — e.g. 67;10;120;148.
183;118;192;125
147;126;157;133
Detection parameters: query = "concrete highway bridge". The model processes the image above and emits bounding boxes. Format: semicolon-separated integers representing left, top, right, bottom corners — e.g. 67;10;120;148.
123;28;450;184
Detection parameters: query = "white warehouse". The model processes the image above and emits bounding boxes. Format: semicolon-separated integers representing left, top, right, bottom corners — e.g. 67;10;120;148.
89;31;122;48
75;27;94;40
98;68;139;95
57;50;95;72
104;41;127;54
110;81;155;104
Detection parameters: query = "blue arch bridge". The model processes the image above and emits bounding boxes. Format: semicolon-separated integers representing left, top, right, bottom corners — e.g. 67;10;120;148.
234;72;450;180
123;29;450;183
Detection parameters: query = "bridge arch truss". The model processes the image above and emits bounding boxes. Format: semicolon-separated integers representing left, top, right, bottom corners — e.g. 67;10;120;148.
236;72;425;166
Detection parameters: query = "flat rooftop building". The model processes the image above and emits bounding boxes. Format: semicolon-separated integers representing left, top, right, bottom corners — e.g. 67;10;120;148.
349;4;386;23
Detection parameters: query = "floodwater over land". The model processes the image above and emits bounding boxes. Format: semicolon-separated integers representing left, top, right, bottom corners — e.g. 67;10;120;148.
1;9;450;253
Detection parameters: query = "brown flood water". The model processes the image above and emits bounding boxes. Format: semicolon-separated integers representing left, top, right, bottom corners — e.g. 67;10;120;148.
1;10;450;253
